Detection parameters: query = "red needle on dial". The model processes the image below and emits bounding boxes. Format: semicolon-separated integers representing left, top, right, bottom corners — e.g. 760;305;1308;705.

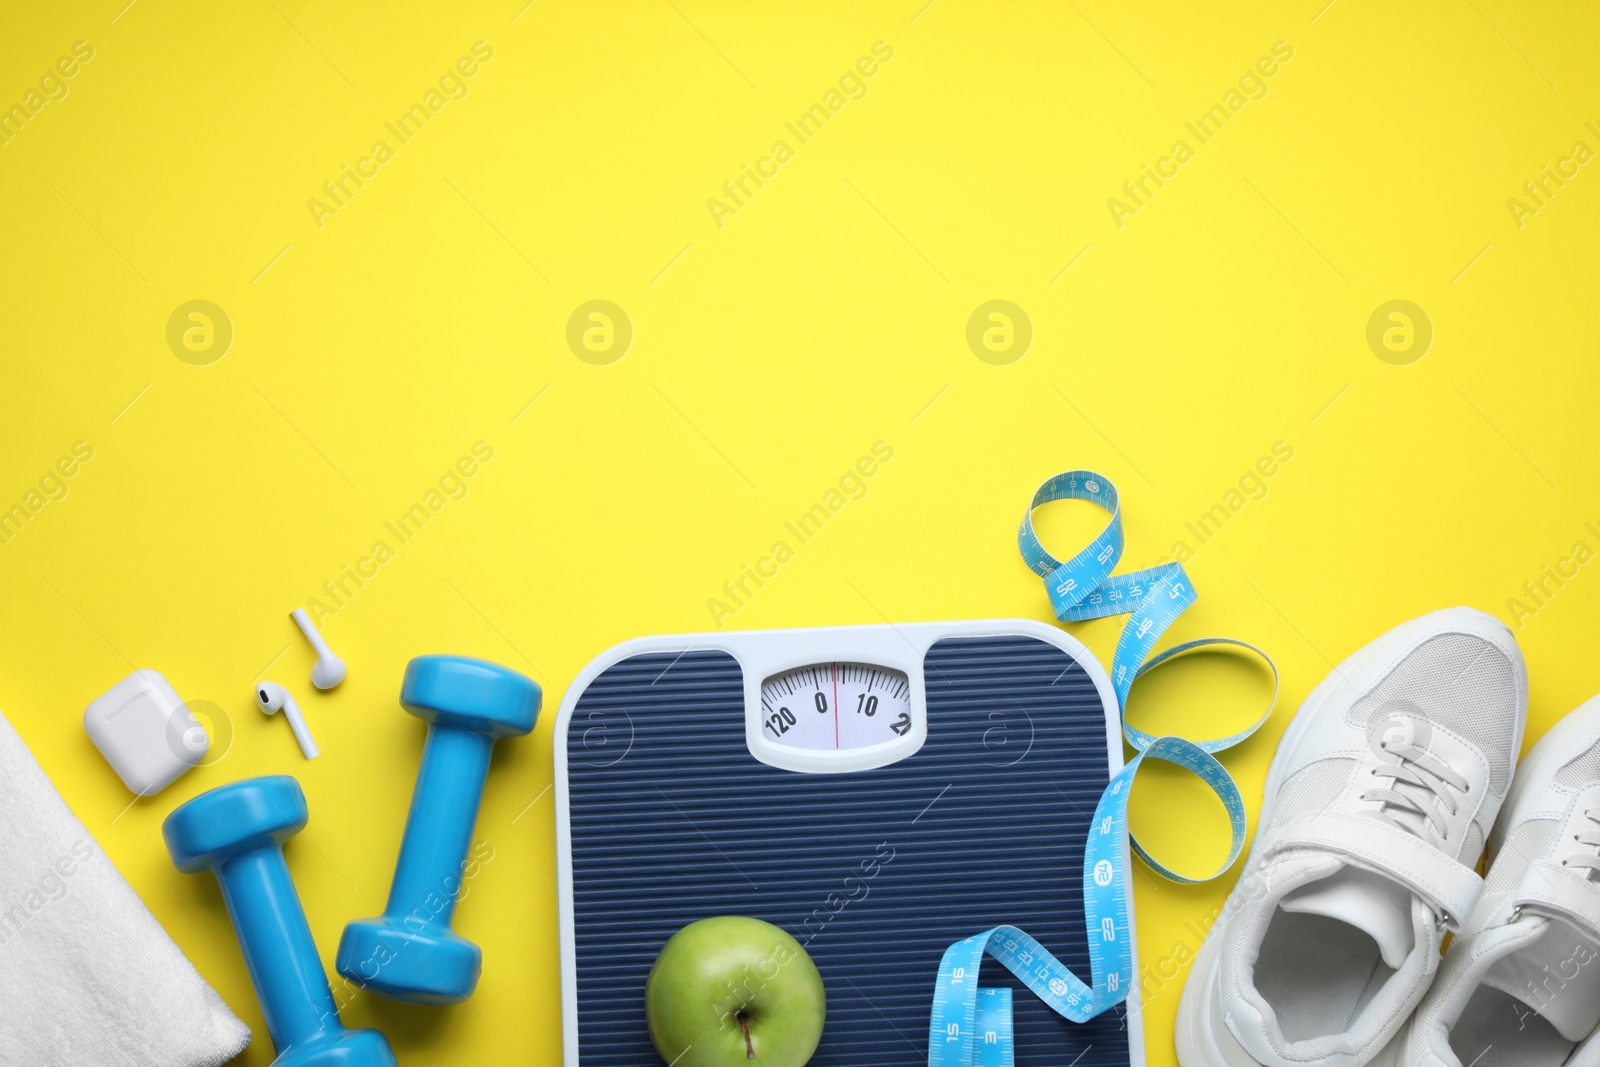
833;662;840;750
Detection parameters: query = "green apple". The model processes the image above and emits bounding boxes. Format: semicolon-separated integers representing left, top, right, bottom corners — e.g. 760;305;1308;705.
646;916;826;1066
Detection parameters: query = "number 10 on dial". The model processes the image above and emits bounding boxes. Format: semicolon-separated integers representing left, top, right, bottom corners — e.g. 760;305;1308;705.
759;662;912;752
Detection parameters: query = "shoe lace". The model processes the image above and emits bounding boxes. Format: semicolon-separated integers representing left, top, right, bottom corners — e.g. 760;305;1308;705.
1561;809;1600;880
1361;737;1469;844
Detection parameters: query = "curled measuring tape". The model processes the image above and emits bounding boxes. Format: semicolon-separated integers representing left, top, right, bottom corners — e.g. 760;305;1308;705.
929;470;1278;1067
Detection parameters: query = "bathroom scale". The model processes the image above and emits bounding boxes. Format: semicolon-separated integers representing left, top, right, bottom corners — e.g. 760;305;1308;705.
554;619;1144;1067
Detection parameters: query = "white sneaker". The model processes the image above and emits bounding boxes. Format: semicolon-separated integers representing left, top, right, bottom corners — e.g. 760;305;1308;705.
1394;694;1600;1067
1176;607;1528;1067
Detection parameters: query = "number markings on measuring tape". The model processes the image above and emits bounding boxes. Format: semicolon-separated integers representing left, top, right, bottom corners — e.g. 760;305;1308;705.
927;470;1277;1067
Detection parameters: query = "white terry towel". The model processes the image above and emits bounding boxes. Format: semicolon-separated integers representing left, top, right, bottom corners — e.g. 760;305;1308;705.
0;708;251;1066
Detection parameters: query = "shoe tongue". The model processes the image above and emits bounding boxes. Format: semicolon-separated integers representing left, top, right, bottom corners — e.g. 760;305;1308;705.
1481;916;1600;1042
1278;865;1416;968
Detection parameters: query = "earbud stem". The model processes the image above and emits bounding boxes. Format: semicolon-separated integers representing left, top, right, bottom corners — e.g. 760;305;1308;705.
286;709;319;760
292;608;333;657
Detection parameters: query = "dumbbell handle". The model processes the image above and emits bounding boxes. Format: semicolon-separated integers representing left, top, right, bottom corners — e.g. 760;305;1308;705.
383;726;492;926
217;848;342;1052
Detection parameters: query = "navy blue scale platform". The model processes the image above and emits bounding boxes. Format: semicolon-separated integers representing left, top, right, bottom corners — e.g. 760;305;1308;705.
555;622;1139;1067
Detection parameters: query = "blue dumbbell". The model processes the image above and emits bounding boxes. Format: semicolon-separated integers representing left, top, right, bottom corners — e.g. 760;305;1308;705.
336;655;539;1004
163;776;394;1067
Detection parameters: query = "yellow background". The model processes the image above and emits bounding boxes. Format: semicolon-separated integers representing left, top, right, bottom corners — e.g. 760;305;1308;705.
2;0;1597;1063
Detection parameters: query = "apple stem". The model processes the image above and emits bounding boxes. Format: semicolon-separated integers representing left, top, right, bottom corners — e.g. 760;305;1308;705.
738;1011;755;1059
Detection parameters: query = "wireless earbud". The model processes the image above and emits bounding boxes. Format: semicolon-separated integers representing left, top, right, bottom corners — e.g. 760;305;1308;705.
255;681;319;760
291;608;347;690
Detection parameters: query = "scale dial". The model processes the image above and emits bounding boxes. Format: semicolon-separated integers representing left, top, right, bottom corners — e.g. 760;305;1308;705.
759;662;913;752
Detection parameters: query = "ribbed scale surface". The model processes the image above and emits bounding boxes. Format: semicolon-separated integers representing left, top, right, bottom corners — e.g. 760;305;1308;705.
565;636;1131;1066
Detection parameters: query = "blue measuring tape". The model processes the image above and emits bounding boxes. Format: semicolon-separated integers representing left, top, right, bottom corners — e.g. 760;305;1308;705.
929;470;1278;1067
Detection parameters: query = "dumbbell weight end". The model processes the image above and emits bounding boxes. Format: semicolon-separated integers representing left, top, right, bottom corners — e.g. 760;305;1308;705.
336;655;539;1005
164;776;394;1067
